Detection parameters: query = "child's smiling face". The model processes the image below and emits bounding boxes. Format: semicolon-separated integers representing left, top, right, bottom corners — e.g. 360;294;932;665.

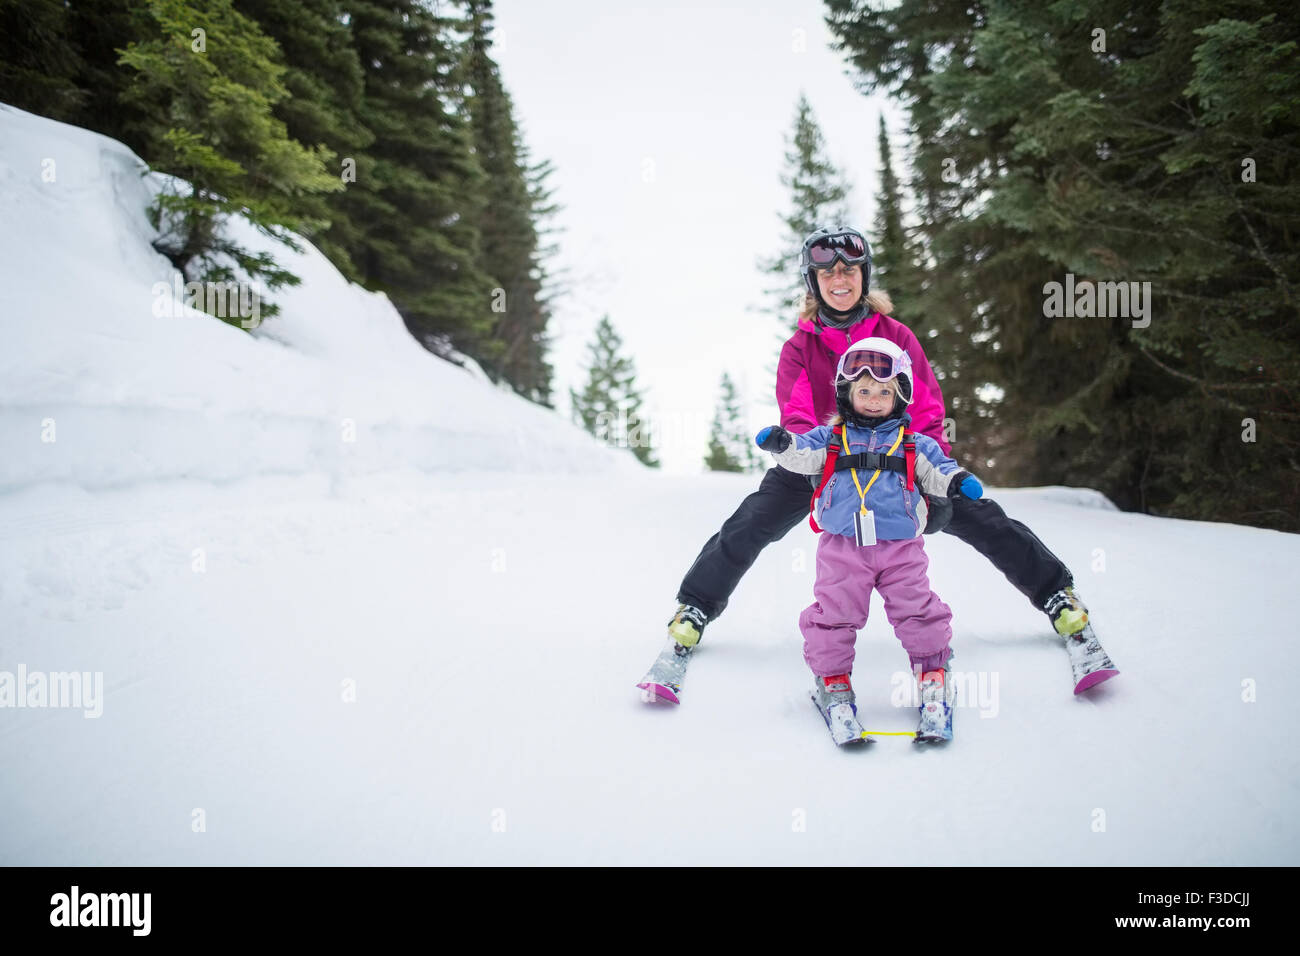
850;377;897;418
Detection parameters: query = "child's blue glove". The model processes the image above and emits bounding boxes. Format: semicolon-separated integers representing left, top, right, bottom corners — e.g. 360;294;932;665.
755;425;791;452
948;470;983;500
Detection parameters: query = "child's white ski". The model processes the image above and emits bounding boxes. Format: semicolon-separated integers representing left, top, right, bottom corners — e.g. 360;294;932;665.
811;693;869;746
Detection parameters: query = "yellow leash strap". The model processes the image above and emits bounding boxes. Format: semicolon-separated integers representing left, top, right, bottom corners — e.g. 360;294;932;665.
862;730;917;737
842;427;905;514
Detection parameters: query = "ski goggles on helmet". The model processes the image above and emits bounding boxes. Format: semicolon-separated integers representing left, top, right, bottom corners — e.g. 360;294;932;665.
806;230;869;270
835;338;914;404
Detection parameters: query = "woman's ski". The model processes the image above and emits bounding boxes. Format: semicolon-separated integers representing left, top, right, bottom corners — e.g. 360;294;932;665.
636;639;693;704
1064;624;1119;693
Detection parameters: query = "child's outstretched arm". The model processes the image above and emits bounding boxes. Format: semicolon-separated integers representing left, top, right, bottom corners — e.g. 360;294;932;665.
913;435;984;499
755;425;832;475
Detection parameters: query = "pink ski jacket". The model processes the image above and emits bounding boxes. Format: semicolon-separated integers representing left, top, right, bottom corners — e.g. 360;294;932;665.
775;312;951;455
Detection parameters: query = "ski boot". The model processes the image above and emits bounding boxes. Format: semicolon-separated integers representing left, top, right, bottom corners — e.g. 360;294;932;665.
667;603;708;648
1044;586;1089;637
811;673;866;746
915;661;955;743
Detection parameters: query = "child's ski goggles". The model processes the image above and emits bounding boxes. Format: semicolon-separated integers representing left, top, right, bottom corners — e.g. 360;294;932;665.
835;338;914;403
807;231;870;269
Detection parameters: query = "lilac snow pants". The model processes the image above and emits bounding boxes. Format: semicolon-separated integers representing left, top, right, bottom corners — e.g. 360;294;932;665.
799;533;953;678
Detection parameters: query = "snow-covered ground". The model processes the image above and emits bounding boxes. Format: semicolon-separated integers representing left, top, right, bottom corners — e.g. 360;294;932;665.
2;104;1296;865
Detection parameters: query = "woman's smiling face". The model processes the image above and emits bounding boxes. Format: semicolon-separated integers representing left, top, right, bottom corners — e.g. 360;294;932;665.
815;261;863;309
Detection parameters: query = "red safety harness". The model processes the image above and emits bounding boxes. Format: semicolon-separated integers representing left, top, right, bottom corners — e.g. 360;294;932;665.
808;425;916;533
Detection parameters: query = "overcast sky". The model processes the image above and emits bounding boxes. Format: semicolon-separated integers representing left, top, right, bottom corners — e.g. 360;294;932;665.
492;0;905;473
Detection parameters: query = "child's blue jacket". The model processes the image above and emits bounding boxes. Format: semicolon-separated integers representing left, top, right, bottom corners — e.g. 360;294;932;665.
770;413;967;540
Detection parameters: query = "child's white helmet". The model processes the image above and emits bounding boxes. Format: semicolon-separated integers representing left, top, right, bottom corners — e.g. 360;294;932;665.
835;337;914;405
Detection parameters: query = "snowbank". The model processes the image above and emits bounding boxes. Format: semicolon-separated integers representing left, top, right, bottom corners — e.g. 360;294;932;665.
0;103;632;492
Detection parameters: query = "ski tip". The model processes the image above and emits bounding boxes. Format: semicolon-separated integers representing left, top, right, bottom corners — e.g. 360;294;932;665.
636;681;680;705
1074;669;1119;694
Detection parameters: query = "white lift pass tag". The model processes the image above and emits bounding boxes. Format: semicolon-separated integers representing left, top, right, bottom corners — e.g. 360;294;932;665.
854;509;877;547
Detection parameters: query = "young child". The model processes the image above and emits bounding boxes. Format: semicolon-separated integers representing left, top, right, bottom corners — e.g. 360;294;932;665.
755;337;984;745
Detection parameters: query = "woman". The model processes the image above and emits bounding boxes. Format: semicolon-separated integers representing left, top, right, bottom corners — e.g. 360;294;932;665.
639;225;1115;703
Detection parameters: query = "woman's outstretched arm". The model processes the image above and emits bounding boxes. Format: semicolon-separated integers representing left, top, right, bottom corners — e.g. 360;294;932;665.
775;338;818;433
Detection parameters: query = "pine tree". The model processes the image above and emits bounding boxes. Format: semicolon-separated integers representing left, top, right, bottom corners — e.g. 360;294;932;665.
827;0;1300;531
756;94;854;338
0;0;88;122
752;94;858;402
873;109;967;441
72;2;156;151
873;114;925;324
520;149;562;407
231;0;375;282
704;373;758;472
571;316;659;468
339;0;495;354
460;0;555;405
117;0;344;323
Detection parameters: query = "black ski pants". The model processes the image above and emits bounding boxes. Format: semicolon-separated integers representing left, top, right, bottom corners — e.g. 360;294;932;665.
676;465;1073;622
